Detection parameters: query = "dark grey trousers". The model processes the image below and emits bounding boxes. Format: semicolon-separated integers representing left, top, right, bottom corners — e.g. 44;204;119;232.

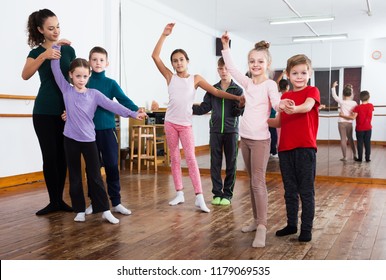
279;148;316;232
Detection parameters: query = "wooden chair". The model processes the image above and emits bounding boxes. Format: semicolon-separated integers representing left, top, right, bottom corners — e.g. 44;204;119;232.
129;125;157;172
154;124;169;166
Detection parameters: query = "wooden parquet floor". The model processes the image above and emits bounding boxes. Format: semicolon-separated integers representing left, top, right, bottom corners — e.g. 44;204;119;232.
1;167;386;260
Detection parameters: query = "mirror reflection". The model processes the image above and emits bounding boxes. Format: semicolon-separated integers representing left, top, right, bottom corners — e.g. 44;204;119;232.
125;0;386;181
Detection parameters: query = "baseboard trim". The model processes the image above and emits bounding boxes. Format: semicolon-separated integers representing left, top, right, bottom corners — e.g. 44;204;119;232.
0;171;44;189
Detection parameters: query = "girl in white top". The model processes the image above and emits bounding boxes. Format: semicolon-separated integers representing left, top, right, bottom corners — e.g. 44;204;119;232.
331;81;358;161
221;31;289;247
152;23;244;213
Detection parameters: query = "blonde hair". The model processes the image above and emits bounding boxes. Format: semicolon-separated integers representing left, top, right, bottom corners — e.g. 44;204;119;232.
248;41;272;76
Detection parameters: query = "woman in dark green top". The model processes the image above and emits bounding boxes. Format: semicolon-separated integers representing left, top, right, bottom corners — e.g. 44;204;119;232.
22;9;75;215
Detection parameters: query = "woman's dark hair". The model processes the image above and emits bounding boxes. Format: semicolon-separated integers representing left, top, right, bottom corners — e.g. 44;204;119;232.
170;49;189;63
27;9;56;48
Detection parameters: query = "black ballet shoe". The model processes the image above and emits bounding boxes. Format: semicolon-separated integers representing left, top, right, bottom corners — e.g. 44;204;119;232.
59;201;73;212
276;225;297;236
35;203;60;216
298;230;312;242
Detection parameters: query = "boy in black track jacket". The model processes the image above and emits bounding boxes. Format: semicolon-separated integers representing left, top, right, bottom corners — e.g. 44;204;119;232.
193;57;244;205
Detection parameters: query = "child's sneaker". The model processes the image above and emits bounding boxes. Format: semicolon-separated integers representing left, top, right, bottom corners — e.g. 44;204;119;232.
220;198;231;206
211;197;221;205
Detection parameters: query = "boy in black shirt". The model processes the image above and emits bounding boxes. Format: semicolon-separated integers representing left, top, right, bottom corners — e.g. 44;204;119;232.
193;57;244;205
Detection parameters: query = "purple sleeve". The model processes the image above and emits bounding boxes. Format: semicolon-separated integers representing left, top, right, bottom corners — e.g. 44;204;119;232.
51;45;71;95
94;90;138;119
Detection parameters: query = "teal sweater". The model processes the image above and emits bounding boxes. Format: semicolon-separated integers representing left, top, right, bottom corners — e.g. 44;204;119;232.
29;45;76;115
88;71;139;130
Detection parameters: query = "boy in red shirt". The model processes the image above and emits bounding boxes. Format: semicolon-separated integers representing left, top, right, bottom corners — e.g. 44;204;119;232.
341;90;374;162
268;54;320;242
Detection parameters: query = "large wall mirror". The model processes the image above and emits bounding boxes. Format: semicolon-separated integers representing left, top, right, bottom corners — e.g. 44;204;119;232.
121;0;386;181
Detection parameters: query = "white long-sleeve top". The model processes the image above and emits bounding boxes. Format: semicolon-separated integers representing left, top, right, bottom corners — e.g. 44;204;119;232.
222;48;281;140
331;87;357;123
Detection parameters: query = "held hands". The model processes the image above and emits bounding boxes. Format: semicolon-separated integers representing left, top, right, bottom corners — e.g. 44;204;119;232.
45;47;61;60
57;39;72;46
221;31;230;49
163;23;175;36
278;98;296;114
136;112;148;120
238;95;246;108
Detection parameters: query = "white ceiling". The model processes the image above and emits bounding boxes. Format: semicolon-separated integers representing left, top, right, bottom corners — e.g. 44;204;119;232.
154;0;386;45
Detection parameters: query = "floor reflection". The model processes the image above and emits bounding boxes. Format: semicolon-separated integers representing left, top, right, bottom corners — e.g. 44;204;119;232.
185;143;386;181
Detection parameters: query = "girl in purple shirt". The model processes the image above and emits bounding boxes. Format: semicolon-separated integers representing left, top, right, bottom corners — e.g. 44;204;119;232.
51;46;146;224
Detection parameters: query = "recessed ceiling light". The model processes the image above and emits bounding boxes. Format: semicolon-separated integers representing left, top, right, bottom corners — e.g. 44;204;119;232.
269;16;335;25
292;34;348;42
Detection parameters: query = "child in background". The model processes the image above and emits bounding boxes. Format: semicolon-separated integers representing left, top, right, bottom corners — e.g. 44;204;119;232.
341;90;374;162
269;54;320;242
221;32;289;247
51;46;146;223
331;81;358;161
193;57;244;206
152;23;244;213
84;46;143;216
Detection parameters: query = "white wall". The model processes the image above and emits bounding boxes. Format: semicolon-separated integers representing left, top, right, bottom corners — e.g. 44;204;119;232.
0;0;115;177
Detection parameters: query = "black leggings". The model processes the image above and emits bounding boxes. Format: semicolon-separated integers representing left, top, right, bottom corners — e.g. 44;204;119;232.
33;114;67;205
64;136;109;213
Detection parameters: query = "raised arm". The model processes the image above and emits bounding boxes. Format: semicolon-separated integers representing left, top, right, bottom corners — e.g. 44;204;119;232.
221;32;249;88
50;45;72;94
151;23;175;84
331;81;342;104
195;75;244;106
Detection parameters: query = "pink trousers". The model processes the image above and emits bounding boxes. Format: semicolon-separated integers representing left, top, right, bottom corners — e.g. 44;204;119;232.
164;121;202;194
240;137;270;226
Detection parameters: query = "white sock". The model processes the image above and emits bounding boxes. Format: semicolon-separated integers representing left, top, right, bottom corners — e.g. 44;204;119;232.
102;210;119;224
195;194;210;213
85;204;93;215
112;204;132;215
241;221;257;233
169;191;185;206
252;224;267;248
74;212;86;222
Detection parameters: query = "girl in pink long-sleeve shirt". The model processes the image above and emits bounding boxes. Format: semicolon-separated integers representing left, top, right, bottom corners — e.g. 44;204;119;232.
221;32;288;248
152;23;244;213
